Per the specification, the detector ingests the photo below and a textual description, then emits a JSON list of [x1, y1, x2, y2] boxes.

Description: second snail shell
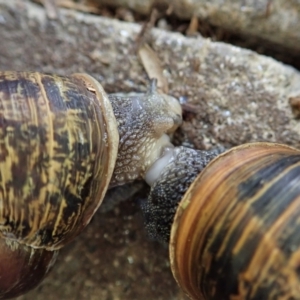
[[143, 142, 300, 300]]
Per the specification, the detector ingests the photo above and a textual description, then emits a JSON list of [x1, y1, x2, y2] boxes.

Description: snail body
[[0, 71, 182, 298], [143, 142, 300, 300]]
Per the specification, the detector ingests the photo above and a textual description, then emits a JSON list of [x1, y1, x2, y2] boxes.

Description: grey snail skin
[[0, 71, 181, 298]]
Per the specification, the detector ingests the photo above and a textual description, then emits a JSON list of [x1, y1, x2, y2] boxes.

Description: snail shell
[[0, 72, 119, 249], [143, 142, 300, 300], [0, 71, 119, 298], [0, 71, 182, 298]]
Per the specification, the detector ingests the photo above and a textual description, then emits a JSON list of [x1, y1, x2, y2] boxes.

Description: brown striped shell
[[0, 71, 119, 250], [0, 71, 119, 298], [170, 143, 300, 300]]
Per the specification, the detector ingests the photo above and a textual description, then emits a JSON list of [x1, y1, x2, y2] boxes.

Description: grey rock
[[98, 0, 300, 52]]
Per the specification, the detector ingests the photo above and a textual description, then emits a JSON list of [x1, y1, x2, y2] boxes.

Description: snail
[[142, 142, 300, 299], [0, 71, 182, 298]]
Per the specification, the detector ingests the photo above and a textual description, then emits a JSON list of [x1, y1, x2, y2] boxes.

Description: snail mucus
[[0, 71, 181, 298]]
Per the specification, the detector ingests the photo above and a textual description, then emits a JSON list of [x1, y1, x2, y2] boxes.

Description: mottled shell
[[170, 143, 300, 300], [0, 71, 119, 250]]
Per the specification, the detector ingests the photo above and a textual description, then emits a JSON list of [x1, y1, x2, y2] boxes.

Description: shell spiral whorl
[[169, 143, 300, 300]]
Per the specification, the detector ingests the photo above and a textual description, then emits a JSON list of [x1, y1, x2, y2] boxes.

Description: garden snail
[[0, 71, 182, 298], [142, 142, 300, 299]]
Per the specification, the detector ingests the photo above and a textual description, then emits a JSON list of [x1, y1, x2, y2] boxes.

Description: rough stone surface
[[0, 0, 299, 150], [98, 0, 300, 52], [0, 0, 298, 299]]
